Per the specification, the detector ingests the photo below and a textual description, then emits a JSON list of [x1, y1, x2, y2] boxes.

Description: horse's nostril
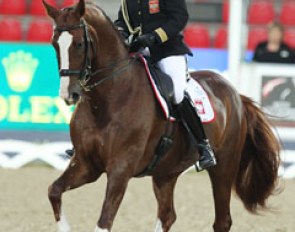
[[72, 92, 80, 101], [64, 99, 71, 106]]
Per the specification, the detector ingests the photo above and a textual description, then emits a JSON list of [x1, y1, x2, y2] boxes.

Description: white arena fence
[[0, 140, 70, 171], [0, 139, 295, 178]]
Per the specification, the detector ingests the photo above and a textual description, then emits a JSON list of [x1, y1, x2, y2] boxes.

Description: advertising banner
[[261, 76, 295, 127], [0, 43, 73, 131]]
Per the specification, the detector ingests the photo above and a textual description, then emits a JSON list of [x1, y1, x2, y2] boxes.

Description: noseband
[[54, 19, 133, 91]]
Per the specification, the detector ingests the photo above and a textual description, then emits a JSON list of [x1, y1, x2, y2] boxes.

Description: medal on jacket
[[149, 0, 160, 14]]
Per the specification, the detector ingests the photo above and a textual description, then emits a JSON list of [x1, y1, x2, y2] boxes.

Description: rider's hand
[[129, 33, 156, 53]]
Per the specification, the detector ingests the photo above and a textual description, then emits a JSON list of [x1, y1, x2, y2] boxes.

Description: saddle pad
[[138, 54, 215, 123], [186, 78, 216, 123], [139, 54, 170, 119]]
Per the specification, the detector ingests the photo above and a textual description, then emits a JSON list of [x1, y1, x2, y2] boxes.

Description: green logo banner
[[0, 43, 73, 131]]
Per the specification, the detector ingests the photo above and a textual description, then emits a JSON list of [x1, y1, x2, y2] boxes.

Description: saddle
[[143, 56, 175, 105], [133, 53, 215, 123]]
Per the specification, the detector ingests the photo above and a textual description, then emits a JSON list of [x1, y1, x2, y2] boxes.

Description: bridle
[[54, 19, 133, 91], [55, 19, 93, 81]]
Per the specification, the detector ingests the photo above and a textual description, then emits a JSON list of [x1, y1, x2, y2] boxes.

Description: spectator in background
[[253, 22, 295, 63]]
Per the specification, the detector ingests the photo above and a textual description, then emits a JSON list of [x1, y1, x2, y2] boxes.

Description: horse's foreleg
[[96, 168, 132, 231], [48, 156, 102, 232], [152, 174, 179, 232]]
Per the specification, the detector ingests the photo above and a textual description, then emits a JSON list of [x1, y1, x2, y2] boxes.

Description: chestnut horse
[[43, 0, 280, 231]]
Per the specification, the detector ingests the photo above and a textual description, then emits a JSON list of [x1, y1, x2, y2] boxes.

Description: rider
[[114, 0, 216, 171]]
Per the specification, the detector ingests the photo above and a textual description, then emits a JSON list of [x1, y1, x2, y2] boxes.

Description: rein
[[80, 58, 135, 91], [55, 19, 134, 92]]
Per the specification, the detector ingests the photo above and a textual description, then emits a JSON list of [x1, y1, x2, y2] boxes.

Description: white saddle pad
[[186, 78, 215, 123]]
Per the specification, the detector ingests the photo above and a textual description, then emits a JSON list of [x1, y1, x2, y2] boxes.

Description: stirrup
[[195, 158, 216, 172], [65, 148, 74, 158], [195, 143, 217, 172]]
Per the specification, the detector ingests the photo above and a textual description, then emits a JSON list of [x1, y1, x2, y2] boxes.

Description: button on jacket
[[115, 0, 192, 61]]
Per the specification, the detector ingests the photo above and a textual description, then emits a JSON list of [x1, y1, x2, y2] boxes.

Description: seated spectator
[[253, 22, 295, 63]]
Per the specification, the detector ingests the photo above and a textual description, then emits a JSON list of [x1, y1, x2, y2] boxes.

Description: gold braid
[[121, 0, 142, 35]]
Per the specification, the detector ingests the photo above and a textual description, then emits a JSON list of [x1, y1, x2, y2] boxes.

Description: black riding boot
[[177, 93, 217, 171]]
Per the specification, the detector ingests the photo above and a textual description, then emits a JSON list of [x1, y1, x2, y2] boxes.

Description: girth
[[135, 120, 177, 177]]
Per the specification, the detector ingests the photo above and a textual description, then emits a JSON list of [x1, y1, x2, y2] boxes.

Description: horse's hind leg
[[152, 174, 179, 232], [207, 152, 239, 232], [48, 155, 102, 232]]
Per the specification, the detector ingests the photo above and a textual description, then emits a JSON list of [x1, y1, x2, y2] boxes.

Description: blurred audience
[[253, 22, 295, 63]]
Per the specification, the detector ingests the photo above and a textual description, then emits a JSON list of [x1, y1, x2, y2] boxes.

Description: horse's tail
[[235, 95, 280, 213]]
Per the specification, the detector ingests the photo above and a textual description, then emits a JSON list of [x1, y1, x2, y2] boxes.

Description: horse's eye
[[76, 41, 84, 49]]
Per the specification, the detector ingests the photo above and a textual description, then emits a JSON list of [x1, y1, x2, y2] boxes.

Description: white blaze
[[57, 31, 73, 100]]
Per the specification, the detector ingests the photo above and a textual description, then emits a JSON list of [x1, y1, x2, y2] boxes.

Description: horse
[[43, 0, 280, 231]]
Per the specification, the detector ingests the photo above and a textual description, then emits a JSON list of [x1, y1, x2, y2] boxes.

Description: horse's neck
[[90, 17, 128, 67], [84, 11, 150, 119], [85, 49, 146, 130], [85, 16, 136, 116]]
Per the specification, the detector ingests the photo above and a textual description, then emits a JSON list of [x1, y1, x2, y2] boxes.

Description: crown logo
[[2, 50, 39, 92]]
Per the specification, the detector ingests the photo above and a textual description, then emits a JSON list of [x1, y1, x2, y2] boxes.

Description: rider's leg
[[157, 55, 186, 104], [177, 92, 217, 171], [157, 55, 216, 171]]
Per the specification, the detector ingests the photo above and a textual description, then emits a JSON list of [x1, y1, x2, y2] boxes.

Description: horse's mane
[[84, 2, 129, 49]]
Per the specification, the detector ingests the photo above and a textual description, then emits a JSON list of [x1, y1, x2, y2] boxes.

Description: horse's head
[[43, 0, 95, 105]]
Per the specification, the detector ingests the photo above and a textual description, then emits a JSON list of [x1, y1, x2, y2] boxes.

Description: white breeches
[[157, 55, 187, 104]]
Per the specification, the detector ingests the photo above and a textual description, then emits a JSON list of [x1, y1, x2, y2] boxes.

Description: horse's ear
[[74, 0, 86, 17], [42, 0, 59, 19]]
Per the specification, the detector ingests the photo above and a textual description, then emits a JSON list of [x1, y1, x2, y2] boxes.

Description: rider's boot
[[177, 92, 217, 172]]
